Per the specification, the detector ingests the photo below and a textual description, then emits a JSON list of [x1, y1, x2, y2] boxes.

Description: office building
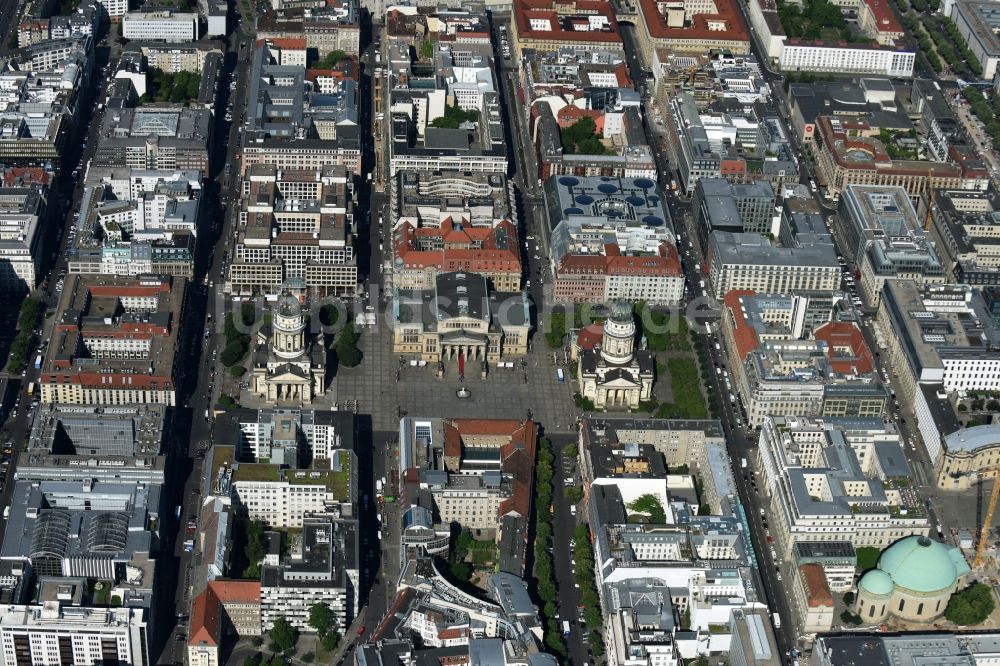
[[838, 185, 946, 305], [0, 478, 160, 579], [509, 0, 622, 58], [756, 416, 929, 559], [38, 274, 186, 406], [390, 171, 519, 292], [188, 581, 262, 666], [93, 107, 212, 173], [707, 231, 840, 299], [0, 187, 45, 292], [875, 281, 1000, 403], [227, 165, 356, 298], [122, 11, 198, 42], [927, 188, 1000, 285], [814, 116, 987, 200], [20, 404, 166, 484], [949, 0, 1000, 80], [546, 175, 683, 305], [0, 606, 149, 666], [260, 517, 359, 633], [636, 0, 750, 56], [397, 418, 537, 575]]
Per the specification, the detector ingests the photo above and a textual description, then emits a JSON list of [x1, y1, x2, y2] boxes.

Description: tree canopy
[[560, 117, 609, 155], [627, 494, 666, 523], [429, 104, 480, 129], [945, 583, 995, 625], [268, 617, 299, 653]]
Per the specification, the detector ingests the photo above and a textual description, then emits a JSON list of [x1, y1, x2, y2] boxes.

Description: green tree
[[318, 50, 347, 68], [945, 583, 995, 625], [627, 494, 666, 523], [335, 320, 362, 367], [564, 443, 578, 458], [308, 603, 334, 637], [319, 303, 340, 327], [221, 339, 248, 367], [320, 631, 340, 651], [564, 486, 583, 503], [268, 617, 299, 653], [241, 300, 258, 328]]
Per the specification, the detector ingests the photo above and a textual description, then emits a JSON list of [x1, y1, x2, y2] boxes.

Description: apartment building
[[129, 42, 224, 73], [122, 11, 198, 42], [911, 79, 963, 162], [260, 518, 359, 633], [0, 187, 45, 292], [227, 165, 357, 298], [398, 418, 537, 575], [875, 281, 1000, 403], [38, 274, 185, 406], [0, 606, 149, 666], [219, 445, 357, 528], [219, 408, 356, 467], [756, 416, 929, 559]]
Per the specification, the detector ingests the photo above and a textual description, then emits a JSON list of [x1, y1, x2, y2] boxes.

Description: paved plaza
[[332, 319, 581, 431]]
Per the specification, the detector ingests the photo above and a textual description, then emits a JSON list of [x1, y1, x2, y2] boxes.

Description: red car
[[357, 625, 365, 637]]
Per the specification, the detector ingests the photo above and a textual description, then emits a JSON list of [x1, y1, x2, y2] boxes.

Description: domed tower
[[272, 293, 306, 360], [600, 301, 636, 365]]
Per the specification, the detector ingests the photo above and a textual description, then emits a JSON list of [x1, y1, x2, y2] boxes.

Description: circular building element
[[598, 183, 618, 194], [633, 178, 655, 190], [877, 535, 961, 594], [858, 569, 893, 596], [558, 176, 579, 187]]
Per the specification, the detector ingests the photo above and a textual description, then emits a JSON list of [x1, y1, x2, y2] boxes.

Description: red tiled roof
[[799, 564, 833, 608], [188, 581, 260, 649], [576, 323, 604, 350], [394, 219, 522, 274], [862, 0, 902, 34], [638, 0, 749, 43], [814, 321, 874, 375], [723, 290, 761, 363], [513, 0, 622, 44]]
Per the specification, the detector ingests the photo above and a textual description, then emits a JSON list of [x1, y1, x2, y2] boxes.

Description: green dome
[[877, 536, 964, 594], [859, 569, 894, 596]]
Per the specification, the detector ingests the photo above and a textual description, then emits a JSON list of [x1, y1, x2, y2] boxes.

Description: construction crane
[[923, 187, 938, 232], [974, 467, 1000, 569]]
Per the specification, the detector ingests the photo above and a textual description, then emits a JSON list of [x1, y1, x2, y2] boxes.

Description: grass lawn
[[856, 546, 880, 572]]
